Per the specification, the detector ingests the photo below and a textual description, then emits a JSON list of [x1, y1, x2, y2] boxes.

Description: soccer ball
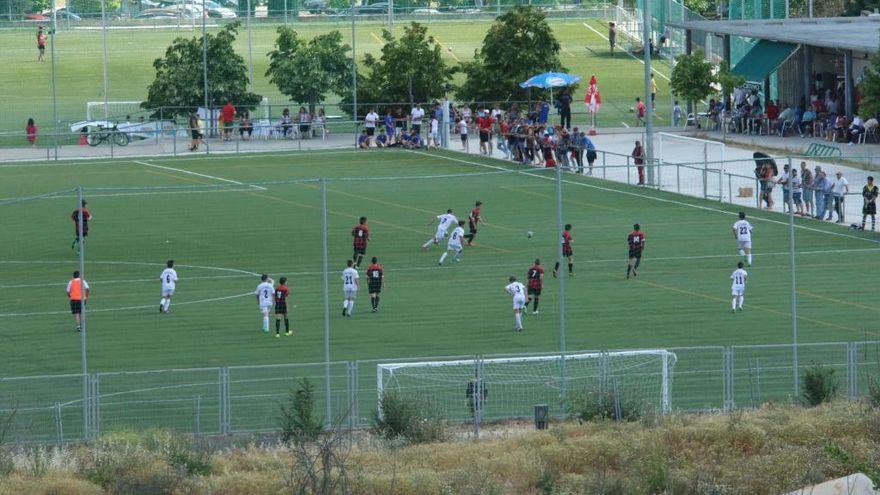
[[526, 231, 534, 238]]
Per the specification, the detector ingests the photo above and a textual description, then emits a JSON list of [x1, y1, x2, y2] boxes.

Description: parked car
[[411, 8, 440, 15], [135, 8, 180, 18], [200, 0, 237, 18], [23, 12, 49, 20], [302, 0, 327, 12], [336, 2, 388, 15]]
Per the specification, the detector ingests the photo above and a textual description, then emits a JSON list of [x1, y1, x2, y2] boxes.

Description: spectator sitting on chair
[[238, 111, 253, 141], [297, 106, 311, 138], [848, 114, 864, 144], [800, 107, 816, 137], [865, 117, 879, 141], [775, 103, 795, 135], [827, 115, 848, 142]]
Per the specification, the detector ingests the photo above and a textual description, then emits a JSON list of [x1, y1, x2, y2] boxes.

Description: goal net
[[657, 132, 727, 199], [657, 132, 726, 166], [377, 350, 675, 422], [85, 101, 148, 122]]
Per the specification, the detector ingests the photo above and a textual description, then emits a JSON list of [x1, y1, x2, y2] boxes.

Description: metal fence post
[[321, 178, 332, 425], [219, 367, 229, 435], [194, 395, 201, 436], [723, 346, 734, 411], [54, 402, 64, 445], [76, 188, 90, 439], [787, 156, 799, 402], [601, 151, 606, 179], [555, 164, 567, 402], [676, 163, 680, 193], [847, 342, 857, 400], [472, 355, 481, 439], [91, 374, 100, 438]]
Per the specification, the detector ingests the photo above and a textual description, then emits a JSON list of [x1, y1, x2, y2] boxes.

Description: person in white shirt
[[410, 104, 425, 135], [255, 274, 275, 333], [428, 117, 439, 148], [832, 171, 849, 223], [422, 209, 458, 250], [730, 262, 748, 313], [504, 276, 527, 332], [439, 220, 466, 265], [732, 211, 753, 266], [457, 118, 469, 152], [341, 259, 359, 317], [159, 259, 178, 314], [790, 169, 804, 216], [364, 108, 379, 144]]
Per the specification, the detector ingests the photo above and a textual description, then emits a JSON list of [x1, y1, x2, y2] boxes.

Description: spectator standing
[[280, 108, 293, 138], [862, 176, 878, 231], [364, 108, 379, 144], [410, 103, 425, 135], [632, 140, 645, 185], [297, 107, 311, 138], [393, 107, 406, 135], [800, 161, 813, 216], [314, 108, 327, 138], [673, 100, 683, 127], [584, 131, 597, 176], [220, 101, 236, 141], [557, 89, 572, 129], [608, 22, 616, 56], [66, 270, 89, 333], [26, 118, 37, 147], [384, 110, 394, 137], [37, 26, 47, 62], [822, 170, 835, 220], [537, 100, 550, 125], [791, 169, 804, 215], [812, 167, 828, 219], [759, 163, 776, 210], [188, 112, 201, 151], [635, 97, 646, 126], [650, 73, 657, 107], [476, 110, 494, 155], [778, 164, 791, 213], [831, 171, 849, 223]]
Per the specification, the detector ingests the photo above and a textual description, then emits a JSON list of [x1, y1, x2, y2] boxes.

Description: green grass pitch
[[0, 17, 670, 134], [1, 148, 878, 383]]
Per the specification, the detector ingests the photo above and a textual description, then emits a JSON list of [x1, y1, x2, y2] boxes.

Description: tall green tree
[[342, 22, 455, 116], [143, 22, 261, 119], [265, 27, 353, 115], [68, 0, 119, 14], [670, 50, 716, 113], [858, 49, 880, 118], [458, 6, 564, 102]]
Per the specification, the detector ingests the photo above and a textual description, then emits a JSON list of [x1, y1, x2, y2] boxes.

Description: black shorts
[[275, 302, 287, 315], [70, 300, 82, 314], [468, 223, 477, 234], [366, 127, 375, 136], [75, 228, 89, 238], [38, 44, 46, 52], [864, 203, 877, 215], [353, 246, 366, 255], [586, 150, 597, 163], [528, 287, 541, 296], [191, 130, 201, 140], [460, 134, 468, 142], [479, 130, 489, 143], [239, 126, 253, 136], [563, 245, 573, 257], [412, 124, 421, 134], [629, 249, 643, 259], [368, 283, 382, 294]]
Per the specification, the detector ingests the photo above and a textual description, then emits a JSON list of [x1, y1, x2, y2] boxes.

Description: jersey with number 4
[[733, 220, 753, 242], [730, 268, 748, 291], [160, 268, 178, 289], [256, 282, 274, 306], [342, 267, 359, 290]]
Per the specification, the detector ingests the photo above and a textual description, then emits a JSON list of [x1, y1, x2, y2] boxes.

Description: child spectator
[[26, 118, 38, 146]]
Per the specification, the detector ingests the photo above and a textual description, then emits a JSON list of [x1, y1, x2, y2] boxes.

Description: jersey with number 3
[[733, 220, 753, 242], [160, 268, 178, 289], [505, 281, 526, 299]]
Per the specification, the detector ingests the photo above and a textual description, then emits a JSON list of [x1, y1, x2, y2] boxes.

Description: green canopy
[[732, 40, 797, 83]]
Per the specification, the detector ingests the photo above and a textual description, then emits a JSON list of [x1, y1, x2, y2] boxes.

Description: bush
[[801, 364, 839, 406], [372, 389, 445, 444], [566, 387, 644, 423], [279, 377, 323, 445]]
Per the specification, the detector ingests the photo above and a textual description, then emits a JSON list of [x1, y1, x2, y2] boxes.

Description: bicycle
[[86, 123, 130, 147]]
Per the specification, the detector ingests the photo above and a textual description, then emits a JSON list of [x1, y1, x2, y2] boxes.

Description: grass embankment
[[2, 402, 880, 494]]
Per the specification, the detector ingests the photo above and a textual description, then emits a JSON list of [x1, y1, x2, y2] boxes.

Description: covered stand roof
[[667, 16, 880, 54]]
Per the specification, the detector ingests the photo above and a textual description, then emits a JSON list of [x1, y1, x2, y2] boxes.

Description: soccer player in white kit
[[505, 276, 527, 332], [730, 261, 748, 313], [732, 211, 754, 266], [159, 259, 178, 314], [421, 209, 457, 250], [439, 220, 466, 265], [341, 259, 359, 317], [255, 274, 275, 333]]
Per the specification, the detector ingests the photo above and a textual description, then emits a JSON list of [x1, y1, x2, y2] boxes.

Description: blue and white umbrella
[[519, 72, 582, 89]]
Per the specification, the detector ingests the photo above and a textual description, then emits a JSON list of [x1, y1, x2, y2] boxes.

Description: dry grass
[[2, 402, 880, 494]]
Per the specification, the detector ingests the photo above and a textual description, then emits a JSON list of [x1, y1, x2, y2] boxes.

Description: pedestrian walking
[[632, 140, 645, 185]]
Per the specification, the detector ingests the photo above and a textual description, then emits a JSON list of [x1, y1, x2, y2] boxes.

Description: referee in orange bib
[[66, 271, 89, 332]]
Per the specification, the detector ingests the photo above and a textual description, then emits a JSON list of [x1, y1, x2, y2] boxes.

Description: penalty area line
[[133, 160, 267, 191]]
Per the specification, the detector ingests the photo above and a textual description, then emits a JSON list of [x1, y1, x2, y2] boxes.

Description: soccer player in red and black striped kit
[[525, 258, 544, 314], [274, 277, 292, 337], [465, 200, 482, 246], [553, 224, 574, 277], [351, 217, 370, 268], [626, 224, 646, 279], [71, 200, 92, 253], [366, 257, 383, 312]]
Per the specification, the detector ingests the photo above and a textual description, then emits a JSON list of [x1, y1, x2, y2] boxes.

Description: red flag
[[584, 75, 602, 114]]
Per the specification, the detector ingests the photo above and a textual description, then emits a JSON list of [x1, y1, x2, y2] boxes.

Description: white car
[[411, 8, 440, 15]]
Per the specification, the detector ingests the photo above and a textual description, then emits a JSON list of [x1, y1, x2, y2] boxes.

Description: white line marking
[[134, 160, 267, 190], [621, 122, 630, 128], [582, 21, 671, 82], [0, 188, 253, 202], [408, 150, 880, 245], [0, 292, 253, 317], [0, 273, 249, 290]]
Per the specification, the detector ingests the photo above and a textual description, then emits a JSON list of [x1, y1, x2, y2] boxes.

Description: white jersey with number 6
[[160, 268, 178, 293], [730, 268, 748, 295], [505, 281, 527, 309], [256, 281, 274, 308], [448, 226, 465, 249]]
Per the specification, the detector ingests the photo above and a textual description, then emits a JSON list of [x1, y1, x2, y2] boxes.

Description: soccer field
[[2, 147, 878, 381], [0, 17, 670, 134]]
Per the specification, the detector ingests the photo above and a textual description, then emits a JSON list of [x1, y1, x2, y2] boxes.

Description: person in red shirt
[[632, 140, 645, 185], [553, 224, 573, 278], [465, 200, 482, 246], [26, 118, 38, 146], [626, 224, 646, 279], [221, 101, 236, 142], [351, 216, 370, 268], [71, 200, 92, 252], [366, 257, 384, 312], [37, 26, 47, 62], [476, 111, 494, 156], [525, 259, 544, 314], [274, 277, 291, 337]]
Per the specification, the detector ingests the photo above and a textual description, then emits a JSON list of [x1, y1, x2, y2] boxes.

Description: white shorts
[[435, 228, 448, 241], [731, 287, 745, 296], [429, 131, 438, 140], [738, 240, 752, 250], [447, 242, 462, 252], [513, 297, 526, 310], [259, 302, 273, 313], [162, 287, 175, 297], [344, 287, 358, 299]]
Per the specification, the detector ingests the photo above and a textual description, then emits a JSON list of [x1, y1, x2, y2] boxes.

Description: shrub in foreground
[[566, 387, 644, 423], [801, 364, 839, 406], [372, 389, 446, 444]]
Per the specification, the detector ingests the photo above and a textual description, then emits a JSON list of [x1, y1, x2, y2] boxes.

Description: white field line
[[582, 21, 671, 82], [0, 188, 254, 202], [407, 149, 880, 246], [134, 160, 267, 191], [0, 292, 253, 317]]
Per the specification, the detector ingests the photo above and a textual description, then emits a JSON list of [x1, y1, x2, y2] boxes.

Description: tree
[[458, 6, 564, 103], [68, 0, 119, 14], [142, 22, 261, 119], [858, 49, 880, 118], [266, 28, 352, 115], [670, 51, 716, 112], [341, 22, 455, 116], [716, 63, 744, 106]]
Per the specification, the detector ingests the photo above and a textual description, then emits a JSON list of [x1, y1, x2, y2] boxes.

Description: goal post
[[377, 350, 676, 422], [657, 132, 727, 200], [85, 101, 147, 122]]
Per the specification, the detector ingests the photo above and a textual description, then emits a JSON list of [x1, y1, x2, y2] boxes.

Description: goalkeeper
[[466, 374, 488, 419]]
